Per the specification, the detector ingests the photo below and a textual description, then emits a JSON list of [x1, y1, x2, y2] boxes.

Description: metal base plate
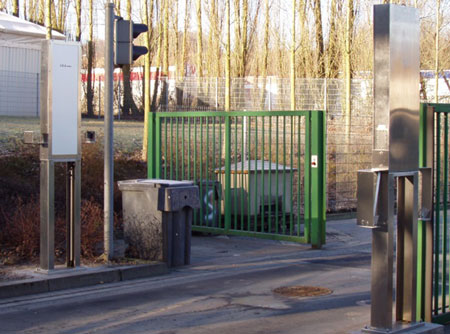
[[360, 322, 443, 334]]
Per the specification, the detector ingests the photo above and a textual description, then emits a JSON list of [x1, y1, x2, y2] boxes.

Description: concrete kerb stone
[[0, 263, 169, 299]]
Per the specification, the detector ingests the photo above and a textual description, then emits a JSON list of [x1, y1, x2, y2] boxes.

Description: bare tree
[[196, 0, 203, 77], [143, 0, 155, 160], [344, 0, 355, 140], [12, 0, 19, 17], [75, 0, 81, 41], [163, 0, 169, 74], [312, 0, 324, 77], [45, 0, 51, 39], [262, 0, 269, 78], [181, 0, 190, 77], [290, 0, 296, 110], [435, 0, 440, 102], [225, 0, 231, 110], [122, 0, 139, 116]]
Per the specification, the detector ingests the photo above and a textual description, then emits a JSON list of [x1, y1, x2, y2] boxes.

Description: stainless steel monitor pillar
[[39, 40, 82, 271], [357, 5, 427, 333]]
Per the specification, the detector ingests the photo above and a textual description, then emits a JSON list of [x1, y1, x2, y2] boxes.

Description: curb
[[0, 262, 169, 299]]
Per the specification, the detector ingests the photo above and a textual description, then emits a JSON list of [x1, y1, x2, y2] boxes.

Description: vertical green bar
[[290, 116, 294, 236], [164, 119, 168, 179], [187, 118, 191, 180], [275, 116, 279, 234], [213, 117, 217, 227], [417, 103, 426, 320], [200, 118, 204, 225], [268, 116, 272, 232], [261, 117, 265, 232], [147, 112, 156, 178], [247, 116, 251, 230], [304, 112, 311, 243], [225, 115, 232, 231], [194, 117, 197, 182], [297, 116, 301, 236], [219, 117, 223, 229], [241, 116, 245, 230], [176, 118, 179, 180], [193, 117, 198, 225], [282, 116, 286, 234], [435, 112, 441, 315], [310, 110, 326, 248], [182, 118, 185, 179], [444, 113, 448, 312], [254, 116, 258, 231], [170, 117, 174, 180], [234, 117, 238, 229], [155, 114, 162, 179], [205, 117, 210, 226]]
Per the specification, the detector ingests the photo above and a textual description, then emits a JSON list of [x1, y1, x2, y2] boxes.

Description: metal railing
[[418, 103, 450, 323], [147, 110, 326, 247]]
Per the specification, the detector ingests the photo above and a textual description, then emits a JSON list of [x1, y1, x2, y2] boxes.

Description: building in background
[[0, 12, 65, 117]]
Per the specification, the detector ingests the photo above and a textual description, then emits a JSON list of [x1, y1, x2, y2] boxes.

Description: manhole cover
[[273, 286, 332, 298]]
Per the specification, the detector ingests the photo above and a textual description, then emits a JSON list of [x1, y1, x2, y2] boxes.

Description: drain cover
[[273, 286, 332, 298]]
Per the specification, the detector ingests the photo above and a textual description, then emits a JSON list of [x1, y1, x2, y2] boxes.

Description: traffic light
[[114, 17, 148, 66]]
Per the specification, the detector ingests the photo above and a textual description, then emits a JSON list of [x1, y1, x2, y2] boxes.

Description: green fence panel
[[147, 110, 326, 246], [419, 103, 450, 324]]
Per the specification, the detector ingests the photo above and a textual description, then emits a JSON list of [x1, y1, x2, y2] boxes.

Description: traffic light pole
[[104, 2, 115, 261]]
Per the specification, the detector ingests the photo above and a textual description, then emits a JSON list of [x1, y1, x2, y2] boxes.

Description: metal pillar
[[357, 4, 432, 333], [104, 2, 115, 261], [40, 159, 55, 270]]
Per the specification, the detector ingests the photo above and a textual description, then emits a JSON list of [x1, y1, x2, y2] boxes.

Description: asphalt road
[[0, 220, 380, 334]]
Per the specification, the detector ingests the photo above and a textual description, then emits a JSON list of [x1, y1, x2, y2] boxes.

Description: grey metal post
[[104, 2, 115, 260], [40, 159, 55, 270], [357, 5, 432, 333]]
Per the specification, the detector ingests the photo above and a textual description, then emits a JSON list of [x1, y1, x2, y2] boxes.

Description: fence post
[[224, 115, 231, 231], [147, 112, 158, 178], [310, 110, 326, 248], [417, 103, 434, 322]]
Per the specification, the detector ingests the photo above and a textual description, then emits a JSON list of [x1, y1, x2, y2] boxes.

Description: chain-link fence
[[80, 75, 450, 213]]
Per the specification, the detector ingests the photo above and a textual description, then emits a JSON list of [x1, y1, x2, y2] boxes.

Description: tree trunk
[[115, 0, 121, 17], [344, 0, 354, 142], [12, 0, 19, 17], [45, 0, 52, 39], [75, 0, 81, 41], [435, 0, 440, 103], [181, 0, 189, 78], [291, 0, 296, 110], [196, 0, 203, 77], [174, 0, 180, 77], [163, 0, 169, 74], [122, 0, 139, 117], [313, 0, 324, 77], [225, 0, 231, 111], [326, 0, 340, 78], [143, 0, 154, 161], [239, 0, 248, 77]]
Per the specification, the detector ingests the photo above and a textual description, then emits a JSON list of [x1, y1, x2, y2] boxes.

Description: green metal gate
[[418, 103, 450, 323], [147, 110, 326, 248]]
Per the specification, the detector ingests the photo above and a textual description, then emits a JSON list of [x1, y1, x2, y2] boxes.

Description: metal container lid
[[118, 179, 195, 191]]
